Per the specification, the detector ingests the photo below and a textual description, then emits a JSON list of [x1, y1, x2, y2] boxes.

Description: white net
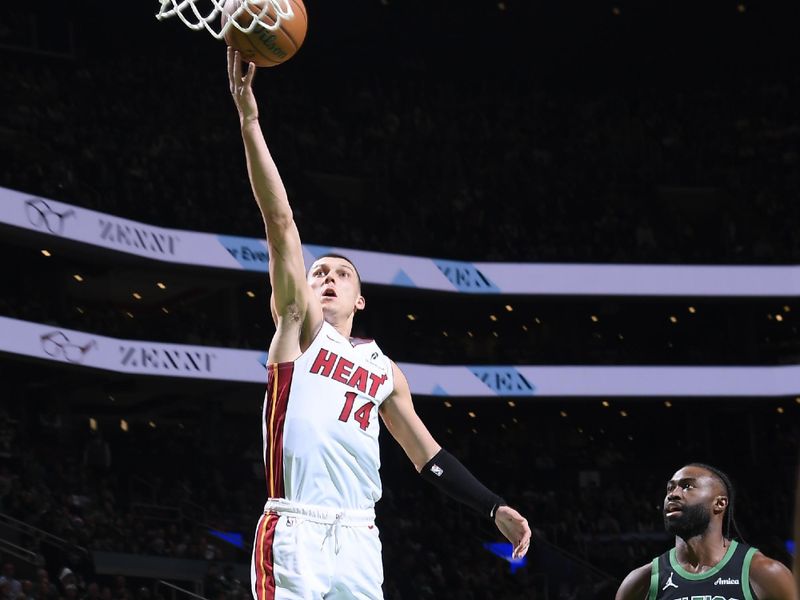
[[156, 0, 295, 40]]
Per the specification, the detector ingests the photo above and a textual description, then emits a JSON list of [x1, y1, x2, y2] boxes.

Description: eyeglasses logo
[[40, 331, 97, 364], [25, 198, 76, 235]]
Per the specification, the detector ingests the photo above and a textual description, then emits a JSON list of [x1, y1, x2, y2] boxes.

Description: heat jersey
[[649, 540, 759, 600], [261, 321, 395, 510]]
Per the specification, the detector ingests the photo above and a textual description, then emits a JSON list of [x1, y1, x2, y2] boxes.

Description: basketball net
[[156, 0, 293, 39]]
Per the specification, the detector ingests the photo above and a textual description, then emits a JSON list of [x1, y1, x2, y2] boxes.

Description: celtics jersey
[[648, 540, 759, 600]]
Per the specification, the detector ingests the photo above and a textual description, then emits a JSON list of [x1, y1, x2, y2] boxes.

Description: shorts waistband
[[264, 498, 375, 526]]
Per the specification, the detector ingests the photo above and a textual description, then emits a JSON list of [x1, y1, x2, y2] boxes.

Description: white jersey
[[261, 321, 395, 510]]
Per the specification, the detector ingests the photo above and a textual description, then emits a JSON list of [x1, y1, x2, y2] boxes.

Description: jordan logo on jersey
[[663, 572, 678, 590], [310, 348, 388, 398]]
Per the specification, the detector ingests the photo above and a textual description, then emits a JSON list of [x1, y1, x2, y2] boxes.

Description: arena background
[[0, 1, 798, 599]]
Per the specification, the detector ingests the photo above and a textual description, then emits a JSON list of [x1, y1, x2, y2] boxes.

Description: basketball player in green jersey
[[616, 463, 797, 600]]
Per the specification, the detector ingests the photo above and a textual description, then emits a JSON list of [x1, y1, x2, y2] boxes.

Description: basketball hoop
[[156, 0, 294, 40]]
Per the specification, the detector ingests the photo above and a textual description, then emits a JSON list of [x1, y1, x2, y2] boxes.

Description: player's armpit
[[379, 362, 440, 470], [749, 554, 798, 600], [615, 564, 651, 600]]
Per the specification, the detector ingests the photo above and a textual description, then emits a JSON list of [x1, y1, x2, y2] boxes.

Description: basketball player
[[616, 463, 797, 600], [227, 49, 531, 600]]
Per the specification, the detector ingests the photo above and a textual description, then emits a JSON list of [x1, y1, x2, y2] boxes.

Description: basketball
[[222, 0, 308, 67]]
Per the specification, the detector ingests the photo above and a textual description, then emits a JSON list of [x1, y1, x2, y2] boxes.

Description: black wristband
[[420, 449, 507, 519]]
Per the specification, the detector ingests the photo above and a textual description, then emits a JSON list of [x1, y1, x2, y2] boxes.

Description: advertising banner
[[1, 316, 797, 397], [3, 186, 798, 297]]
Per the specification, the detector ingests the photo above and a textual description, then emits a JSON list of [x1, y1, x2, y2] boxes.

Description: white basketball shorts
[[250, 499, 383, 600]]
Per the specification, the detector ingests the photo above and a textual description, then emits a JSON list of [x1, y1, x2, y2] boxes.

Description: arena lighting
[[489, 314, 498, 321], [157, 282, 166, 289], [441, 331, 448, 337], [560, 410, 568, 417], [602, 400, 610, 407], [132, 292, 142, 300], [124, 311, 134, 319], [89, 418, 97, 431], [161, 307, 169, 314], [406, 314, 416, 321], [617, 333, 624, 340], [120, 419, 129, 432], [507, 400, 516, 407], [73, 274, 84, 282], [521, 325, 528, 331], [783, 305, 791, 312], [669, 315, 678, 323], [504, 305, 513, 312], [246, 290, 256, 298], [775, 314, 784, 322], [148, 420, 157, 428], [468, 411, 476, 418], [664, 400, 673, 408], [776, 407, 784, 414], [41, 249, 51, 257], [483, 542, 527, 573], [688, 306, 697, 314], [591, 315, 599, 322], [620, 410, 629, 417], [443, 401, 452, 408], [76, 307, 84, 314], [534, 318, 542, 324]]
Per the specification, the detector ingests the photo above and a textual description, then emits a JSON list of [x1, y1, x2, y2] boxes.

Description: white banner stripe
[[2, 186, 798, 297], [1, 316, 797, 397]]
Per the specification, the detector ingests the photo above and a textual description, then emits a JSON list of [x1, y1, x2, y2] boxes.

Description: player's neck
[[674, 529, 729, 573], [323, 313, 353, 340]]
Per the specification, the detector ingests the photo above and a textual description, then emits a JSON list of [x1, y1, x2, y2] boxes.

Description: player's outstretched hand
[[495, 505, 531, 559], [227, 47, 258, 125]]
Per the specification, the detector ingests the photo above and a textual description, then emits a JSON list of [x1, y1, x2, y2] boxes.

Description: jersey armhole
[[741, 546, 759, 600], [647, 557, 659, 600]]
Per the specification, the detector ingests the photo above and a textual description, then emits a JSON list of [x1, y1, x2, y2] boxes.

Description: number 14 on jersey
[[338, 391, 374, 430]]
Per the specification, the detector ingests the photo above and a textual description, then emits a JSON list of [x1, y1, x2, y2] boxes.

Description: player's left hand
[[494, 505, 531, 559]]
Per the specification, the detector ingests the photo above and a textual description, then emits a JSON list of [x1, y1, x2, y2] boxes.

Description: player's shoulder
[[748, 551, 796, 598], [615, 562, 653, 600]]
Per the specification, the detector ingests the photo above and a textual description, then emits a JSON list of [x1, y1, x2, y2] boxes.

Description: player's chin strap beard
[[321, 512, 344, 554]]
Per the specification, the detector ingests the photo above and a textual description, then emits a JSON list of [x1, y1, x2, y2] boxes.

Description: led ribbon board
[[2, 187, 798, 297], [2, 317, 798, 396]]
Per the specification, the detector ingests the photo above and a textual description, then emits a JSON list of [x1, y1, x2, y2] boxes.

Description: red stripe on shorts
[[254, 513, 278, 600], [265, 362, 293, 498]]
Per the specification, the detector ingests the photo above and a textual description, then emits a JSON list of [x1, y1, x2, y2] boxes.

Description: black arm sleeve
[[419, 448, 506, 519]]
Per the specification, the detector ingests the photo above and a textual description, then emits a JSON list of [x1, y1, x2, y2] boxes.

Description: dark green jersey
[[648, 539, 760, 600]]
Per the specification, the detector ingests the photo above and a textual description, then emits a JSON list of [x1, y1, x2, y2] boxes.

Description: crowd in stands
[[0, 393, 796, 600], [1, 30, 799, 265]]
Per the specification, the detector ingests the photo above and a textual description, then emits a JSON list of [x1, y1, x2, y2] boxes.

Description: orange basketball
[[222, 0, 308, 67]]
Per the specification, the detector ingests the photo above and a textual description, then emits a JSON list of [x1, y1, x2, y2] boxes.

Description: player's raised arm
[[227, 48, 322, 348], [379, 362, 532, 559]]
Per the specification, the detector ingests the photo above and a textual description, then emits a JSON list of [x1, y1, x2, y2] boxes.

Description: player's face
[[663, 466, 723, 539], [308, 258, 365, 316]]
